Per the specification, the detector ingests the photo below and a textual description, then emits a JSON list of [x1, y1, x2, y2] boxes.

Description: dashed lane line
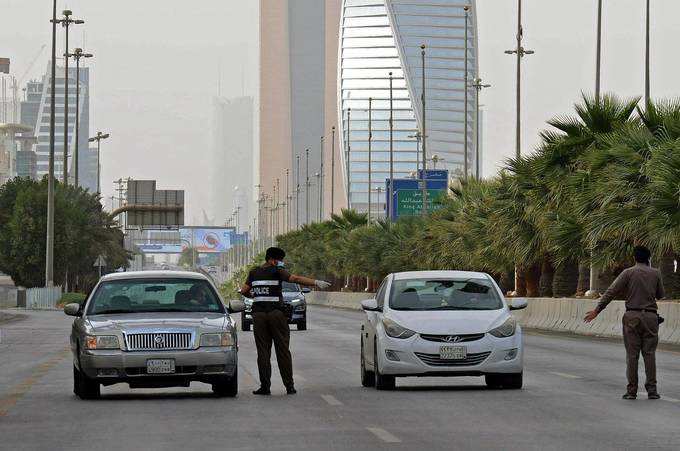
[[320, 394, 343, 406], [367, 427, 401, 444], [662, 396, 680, 403], [549, 371, 582, 379]]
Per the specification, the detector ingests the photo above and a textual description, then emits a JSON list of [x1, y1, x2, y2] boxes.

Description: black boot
[[286, 386, 297, 395], [253, 387, 271, 395]]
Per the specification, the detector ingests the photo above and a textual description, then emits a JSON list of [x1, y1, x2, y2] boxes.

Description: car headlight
[[290, 298, 303, 304], [382, 318, 416, 339], [489, 317, 517, 338], [85, 335, 119, 350], [200, 332, 234, 347]]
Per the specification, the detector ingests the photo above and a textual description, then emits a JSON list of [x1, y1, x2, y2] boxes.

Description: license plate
[[147, 359, 175, 374], [439, 345, 466, 360]]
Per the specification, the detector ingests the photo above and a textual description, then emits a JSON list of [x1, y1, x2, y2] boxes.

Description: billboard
[[135, 243, 183, 254], [386, 170, 449, 220], [180, 227, 232, 253], [126, 180, 185, 227]]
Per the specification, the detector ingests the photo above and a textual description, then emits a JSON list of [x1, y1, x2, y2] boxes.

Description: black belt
[[626, 308, 657, 313]]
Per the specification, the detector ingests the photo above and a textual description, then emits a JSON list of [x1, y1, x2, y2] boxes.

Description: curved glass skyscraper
[[339, 0, 478, 215]]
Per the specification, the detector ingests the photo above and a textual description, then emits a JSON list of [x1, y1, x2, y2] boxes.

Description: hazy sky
[[2, 0, 678, 223]]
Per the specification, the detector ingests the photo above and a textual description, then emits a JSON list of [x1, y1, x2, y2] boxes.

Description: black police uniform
[[246, 264, 294, 391]]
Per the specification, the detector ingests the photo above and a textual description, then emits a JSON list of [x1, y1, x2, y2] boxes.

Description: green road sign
[[396, 189, 446, 216]]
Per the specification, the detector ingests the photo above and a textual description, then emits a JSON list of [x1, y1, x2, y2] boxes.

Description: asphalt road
[[0, 306, 678, 451]]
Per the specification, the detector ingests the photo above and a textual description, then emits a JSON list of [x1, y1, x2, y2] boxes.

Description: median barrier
[[308, 291, 680, 345]]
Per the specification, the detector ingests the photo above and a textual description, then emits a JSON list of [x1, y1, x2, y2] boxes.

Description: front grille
[[415, 351, 492, 367], [419, 333, 485, 343], [125, 332, 192, 351]]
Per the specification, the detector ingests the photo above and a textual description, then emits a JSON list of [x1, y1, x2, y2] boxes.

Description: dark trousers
[[622, 311, 659, 395], [252, 309, 294, 390]]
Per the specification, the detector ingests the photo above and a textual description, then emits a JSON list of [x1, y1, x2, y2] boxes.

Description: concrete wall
[[0, 287, 17, 308], [306, 292, 680, 345]]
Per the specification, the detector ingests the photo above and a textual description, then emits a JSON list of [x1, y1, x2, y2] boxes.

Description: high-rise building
[[29, 63, 90, 186], [338, 0, 479, 214], [259, 0, 344, 227], [80, 147, 98, 192], [210, 96, 254, 232]]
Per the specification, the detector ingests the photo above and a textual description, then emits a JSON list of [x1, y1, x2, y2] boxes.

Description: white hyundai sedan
[[360, 271, 527, 390]]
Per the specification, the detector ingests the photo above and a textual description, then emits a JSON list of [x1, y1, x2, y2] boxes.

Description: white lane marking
[[367, 427, 401, 443], [662, 396, 680, 403], [549, 371, 582, 379], [321, 394, 343, 406], [295, 374, 307, 382]]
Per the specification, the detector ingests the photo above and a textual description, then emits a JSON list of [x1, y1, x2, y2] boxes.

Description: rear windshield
[[389, 278, 503, 311], [87, 278, 225, 315]]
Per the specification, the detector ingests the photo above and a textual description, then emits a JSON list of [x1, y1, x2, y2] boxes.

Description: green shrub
[[58, 292, 87, 306]]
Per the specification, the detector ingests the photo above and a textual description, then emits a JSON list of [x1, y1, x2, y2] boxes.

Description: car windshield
[[87, 278, 225, 315], [282, 282, 301, 292], [389, 278, 503, 311]]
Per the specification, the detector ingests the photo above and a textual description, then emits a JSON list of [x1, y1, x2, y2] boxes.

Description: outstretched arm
[[289, 274, 331, 289]]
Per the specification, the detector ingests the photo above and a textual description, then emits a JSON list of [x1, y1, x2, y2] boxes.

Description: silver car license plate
[[439, 345, 466, 360], [147, 359, 175, 374]]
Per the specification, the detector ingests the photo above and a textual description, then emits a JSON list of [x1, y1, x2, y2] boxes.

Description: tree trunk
[[514, 266, 527, 297], [598, 267, 617, 293], [552, 260, 579, 297], [524, 263, 541, 297], [658, 251, 680, 299], [575, 262, 590, 296], [539, 259, 554, 297]]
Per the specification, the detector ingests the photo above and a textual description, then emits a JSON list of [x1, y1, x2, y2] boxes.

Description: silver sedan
[[64, 271, 245, 399]]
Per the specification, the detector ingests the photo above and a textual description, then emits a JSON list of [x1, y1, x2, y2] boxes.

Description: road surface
[[0, 306, 678, 450]]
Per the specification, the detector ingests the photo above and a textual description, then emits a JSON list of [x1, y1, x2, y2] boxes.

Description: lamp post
[[367, 97, 373, 223], [88, 131, 110, 195], [285, 168, 290, 232], [420, 45, 428, 216], [45, 0, 58, 286], [645, 0, 651, 106], [463, 6, 470, 180], [67, 48, 92, 188], [430, 154, 445, 169], [408, 131, 424, 175], [504, 0, 534, 159], [388, 71, 394, 221], [471, 78, 491, 179], [295, 154, 301, 229], [55, 9, 84, 184], [305, 148, 310, 225], [346, 108, 351, 210], [319, 135, 324, 220], [330, 126, 336, 215], [595, 0, 603, 104], [315, 172, 322, 222]]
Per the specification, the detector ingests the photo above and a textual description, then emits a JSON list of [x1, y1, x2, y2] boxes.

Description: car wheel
[[297, 316, 307, 331], [373, 339, 395, 391], [360, 337, 375, 387], [485, 372, 522, 390], [212, 372, 238, 397], [241, 314, 251, 332], [73, 365, 100, 399]]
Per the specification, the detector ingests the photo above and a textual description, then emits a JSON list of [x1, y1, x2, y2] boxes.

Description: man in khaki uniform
[[584, 246, 665, 400]]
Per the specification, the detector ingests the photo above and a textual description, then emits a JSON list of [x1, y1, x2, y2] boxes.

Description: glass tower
[[339, 0, 478, 215]]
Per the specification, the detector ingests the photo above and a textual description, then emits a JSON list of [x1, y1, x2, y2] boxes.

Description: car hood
[[86, 312, 227, 332], [283, 292, 304, 301], [387, 309, 508, 335]]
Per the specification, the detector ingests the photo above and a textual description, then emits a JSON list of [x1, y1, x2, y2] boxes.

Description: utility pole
[[285, 168, 290, 232], [505, 0, 534, 159], [55, 9, 84, 184], [45, 0, 58, 286], [471, 78, 491, 180], [305, 148, 310, 225], [420, 45, 428, 216], [88, 131, 110, 195], [296, 155, 301, 229], [645, 0, 651, 106], [367, 97, 373, 223], [388, 72, 394, 221], [595, 0, 603, 104], [315, 172, 322, 222], [463, 6, 470, 180], [319, 135, 324, 220], [346, 108, 351, 210], [409, 131, 424, 177], [331, 126, 336, 215], [67, 48, 92, 188]]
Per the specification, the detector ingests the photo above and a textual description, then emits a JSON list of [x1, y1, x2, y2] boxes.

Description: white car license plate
[[147, 359, 175, 374], [439, 345, 466, 360]]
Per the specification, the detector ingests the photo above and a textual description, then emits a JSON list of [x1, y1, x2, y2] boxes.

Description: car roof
[[391, 270, 490, 280], [99, 270, 210, 282]]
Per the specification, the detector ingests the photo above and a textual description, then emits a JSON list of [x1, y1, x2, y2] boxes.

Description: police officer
[[240, 247, 330, 395], [584, 246, 665, 400]]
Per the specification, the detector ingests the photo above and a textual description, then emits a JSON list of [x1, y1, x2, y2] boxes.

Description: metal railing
[[26, 286, 62, 310]]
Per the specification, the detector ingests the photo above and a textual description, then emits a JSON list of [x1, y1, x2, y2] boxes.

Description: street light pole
[[319, 135, 324, 220], [388, 72, 394, 221], [296, 155, 300, 229], [346, 108, 351, 210], [331, 126, 336, 215], [55, 10, 84, 184], [368, 97, 373, 223], [645, 0, 651, 106], [305, 148, 310, 225], [315, 172, 322, 222], [420, 45, 428, 216], [464, 6, 470, 180], [88, 131, 110, 195], [505, 0, 534, 159], [45, 0, 58, 286], [471, 78, 491, 180], [285, 168, 290, 232], [67, 48, 93, 188], [595, 0, 603, 103]]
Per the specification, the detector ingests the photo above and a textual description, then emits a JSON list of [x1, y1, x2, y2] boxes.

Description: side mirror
[[361, 298, 381, 312], [228, 299, 246, 313], [509, 298, 528, 310], [64, 303, 81, 316], [301, 287, 311, 293]]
